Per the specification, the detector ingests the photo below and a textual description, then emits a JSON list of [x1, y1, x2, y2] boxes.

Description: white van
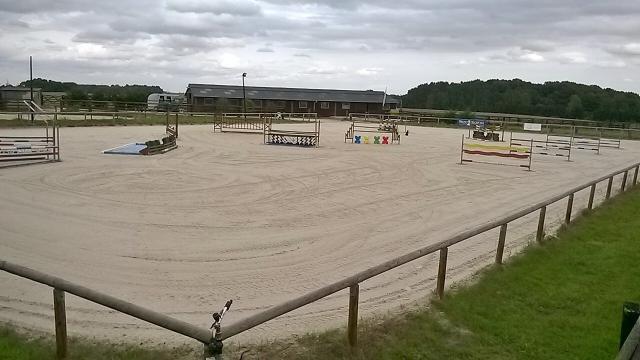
[[147, 93, 184, 111]]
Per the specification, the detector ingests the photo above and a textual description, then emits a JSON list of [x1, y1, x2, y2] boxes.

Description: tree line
[[401, 79, 640, 122], [19, 78, 163, 103]]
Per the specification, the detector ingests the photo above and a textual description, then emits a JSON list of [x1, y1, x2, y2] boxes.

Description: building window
[[320, 102, 330, 109], [159, 96, 165, 102], [204, 97, 213, 105], [299, 101, 307, 109], [342, 103, 351, 110]]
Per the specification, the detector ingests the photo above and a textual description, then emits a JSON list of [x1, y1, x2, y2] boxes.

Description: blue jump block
[[103, 143, 147, 155]]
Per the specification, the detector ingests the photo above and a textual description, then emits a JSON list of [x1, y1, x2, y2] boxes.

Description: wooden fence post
[[621, 171, 628, 191], [495, 224, 508, 265], [565, 193, 574, 224], [634, 166, 639, 186], [436, 248, 448, 299], [53, 288, 67, 359], [348, 284, 359, 349], [606, 176, 613, 199], [588, 184, 596, 210], [536, 206, 546, 242]]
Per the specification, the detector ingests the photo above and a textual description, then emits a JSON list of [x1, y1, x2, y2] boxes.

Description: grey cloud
[[73, 28, 149, 44], [1, 0, 639, 94], [607, 43, 640, 58], [0, 0, 155, 14], [166, 0, 262, 16], [155, 35, 244, 56], [2, 19, 30, 28]]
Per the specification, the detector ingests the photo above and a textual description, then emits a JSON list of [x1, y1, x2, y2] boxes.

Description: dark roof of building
[[187, 83, 400, 104], [0, 86, 42, 92]]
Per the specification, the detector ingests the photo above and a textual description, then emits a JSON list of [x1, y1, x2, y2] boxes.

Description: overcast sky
[[1, 0, 639, 94]]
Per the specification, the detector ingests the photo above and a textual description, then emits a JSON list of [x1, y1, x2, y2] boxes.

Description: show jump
[[460, 135, 533, 170], [0, 116, 61, 167], [345, 120, 400, 144], [103, 112, 178, 156], [263, 115, 320, 147], [213, 113, 317, 133]]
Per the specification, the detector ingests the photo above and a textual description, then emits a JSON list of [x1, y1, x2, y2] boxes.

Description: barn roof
[[0, 86, 42, 92], [186, 84, 400, 104]]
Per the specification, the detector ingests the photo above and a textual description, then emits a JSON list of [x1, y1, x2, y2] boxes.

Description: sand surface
[[0, 120, 638, 346]]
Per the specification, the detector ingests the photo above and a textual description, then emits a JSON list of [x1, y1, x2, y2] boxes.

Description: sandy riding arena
[[1, 120, 638, 345]]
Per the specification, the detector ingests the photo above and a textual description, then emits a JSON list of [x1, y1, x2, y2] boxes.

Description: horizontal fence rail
[[0, 261, 212, 346], [222, 161, 640, 341]]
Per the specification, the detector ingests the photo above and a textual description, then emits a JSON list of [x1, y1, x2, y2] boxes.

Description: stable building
[[185, 83, 399, 116]]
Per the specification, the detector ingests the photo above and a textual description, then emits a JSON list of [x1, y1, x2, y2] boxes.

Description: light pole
[[242, 72, 247, 119], [30, 56, 34, 124]]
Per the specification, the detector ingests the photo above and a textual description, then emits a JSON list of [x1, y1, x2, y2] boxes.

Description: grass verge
[[0, 326, 197, 360], [2, 188, 639, 359]]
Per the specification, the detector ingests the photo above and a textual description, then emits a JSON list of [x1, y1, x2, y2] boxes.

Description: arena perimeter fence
[[1, 161, 640, 358], [348, 113, 640, 141]]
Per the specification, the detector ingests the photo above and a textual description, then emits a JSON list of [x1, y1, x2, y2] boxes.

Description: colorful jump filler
[[460, 134, 533, 170], [345, 120, 400, 144]]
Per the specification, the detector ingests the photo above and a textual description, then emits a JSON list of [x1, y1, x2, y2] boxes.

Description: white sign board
[[524, 123, 542, 132]]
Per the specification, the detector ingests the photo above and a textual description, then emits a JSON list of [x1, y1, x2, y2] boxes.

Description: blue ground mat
[[103, 143, 147, 155]]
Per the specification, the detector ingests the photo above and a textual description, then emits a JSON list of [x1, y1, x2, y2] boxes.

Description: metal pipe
[[30, 56, 34, 124], [242, 73, 247, 119]]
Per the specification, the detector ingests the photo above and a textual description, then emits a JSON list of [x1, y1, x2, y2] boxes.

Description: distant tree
[[19, 78, 163, 103], [68, 88, 88, 100], [566, 94, 584, 119], [401, 79, 640, 123]]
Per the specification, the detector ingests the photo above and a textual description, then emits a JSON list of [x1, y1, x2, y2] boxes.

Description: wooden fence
[[0, 161, 639, 358], [220, 161, 640, 345], [0, 261, 211, 359]]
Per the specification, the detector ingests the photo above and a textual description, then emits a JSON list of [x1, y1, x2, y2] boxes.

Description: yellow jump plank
[[465, 142, 530, 153]]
